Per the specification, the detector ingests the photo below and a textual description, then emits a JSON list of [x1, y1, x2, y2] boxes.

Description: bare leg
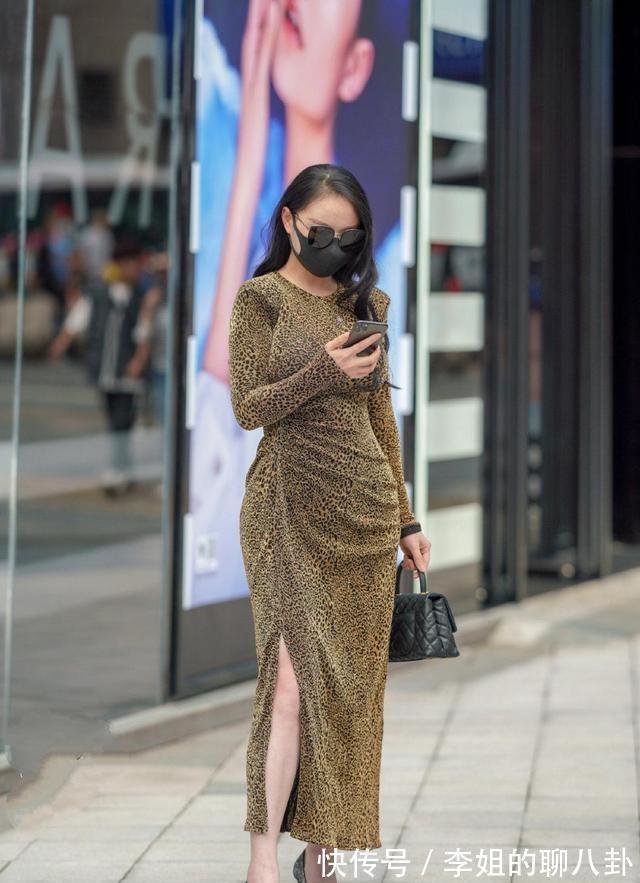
[[247, 634, 301, 883]]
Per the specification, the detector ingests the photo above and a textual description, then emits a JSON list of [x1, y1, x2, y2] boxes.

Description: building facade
[[1, 0, 637, 776]]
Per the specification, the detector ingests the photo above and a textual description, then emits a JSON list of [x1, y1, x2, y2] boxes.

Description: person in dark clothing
[[36, 203, 79, 329], [89, 238, 152, 493], [49, 237, 152, 494]]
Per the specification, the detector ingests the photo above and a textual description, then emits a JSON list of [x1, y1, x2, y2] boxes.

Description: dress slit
[[246, 626, 303, 836], [276, 631, 301, 833]]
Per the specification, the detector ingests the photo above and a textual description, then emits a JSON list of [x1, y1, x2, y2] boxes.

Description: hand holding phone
[[324, 322, 386, 380], [341, 320, 388, 356]]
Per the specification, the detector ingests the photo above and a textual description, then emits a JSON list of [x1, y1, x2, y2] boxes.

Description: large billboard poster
[[183, 0, 413, 610]]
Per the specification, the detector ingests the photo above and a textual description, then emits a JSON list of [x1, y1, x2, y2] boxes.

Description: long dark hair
[[253, 163, 397, 386]]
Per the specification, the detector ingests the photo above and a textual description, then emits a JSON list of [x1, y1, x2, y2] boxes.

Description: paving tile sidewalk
[[0, 569, 639, 882]]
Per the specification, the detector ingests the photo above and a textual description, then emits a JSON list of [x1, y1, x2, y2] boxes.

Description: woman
[[229, 164, 431, 883]]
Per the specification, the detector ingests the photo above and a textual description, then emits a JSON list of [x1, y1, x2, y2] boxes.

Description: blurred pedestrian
[[132, 251, 169, 428], [48, 236, 152, 494], [36, 202, 78, 325], [78, 208, 115, 281]]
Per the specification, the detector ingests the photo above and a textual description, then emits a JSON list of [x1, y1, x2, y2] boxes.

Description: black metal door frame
[[577, 0, 613, 578], [484, 0, 531, 606], [483, 0, 613, 606]]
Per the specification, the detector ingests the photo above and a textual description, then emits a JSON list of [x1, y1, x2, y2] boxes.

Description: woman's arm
[[228, 282, 345, 430], [366, 289, 421, 536]]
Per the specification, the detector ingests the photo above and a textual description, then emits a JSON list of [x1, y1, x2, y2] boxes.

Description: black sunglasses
[[293, 212, 366, 250]]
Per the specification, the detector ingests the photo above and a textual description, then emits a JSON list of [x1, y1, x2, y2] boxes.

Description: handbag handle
[[395, 562, 428, 596], [394, 563, 459, 633]]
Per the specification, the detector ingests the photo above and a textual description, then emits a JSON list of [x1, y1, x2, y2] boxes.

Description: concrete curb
[[106, 678, 258, 754]]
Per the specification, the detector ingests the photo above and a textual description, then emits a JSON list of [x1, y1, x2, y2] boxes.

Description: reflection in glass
[[0, 0, 179, 776]]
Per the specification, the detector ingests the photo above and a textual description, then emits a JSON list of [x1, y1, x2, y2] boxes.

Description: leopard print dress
[[228, 269, 419, 850]]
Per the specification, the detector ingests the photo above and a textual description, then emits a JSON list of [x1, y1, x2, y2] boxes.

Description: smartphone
[[342, 320, 388, 356]]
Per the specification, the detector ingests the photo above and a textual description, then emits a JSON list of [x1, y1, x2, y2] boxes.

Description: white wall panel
[[432, 79, 486, 143], [402, 40, 419, 121], [431, 0, 488, 40], [400, 184, 416, 267], [429, 293, 484, 352], [427, 397, 483, 461], [430, 185, 485, 247], [425, 503, 482, 570]]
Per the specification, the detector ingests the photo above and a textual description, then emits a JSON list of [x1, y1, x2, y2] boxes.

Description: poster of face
[[184, 0, 413, 610]]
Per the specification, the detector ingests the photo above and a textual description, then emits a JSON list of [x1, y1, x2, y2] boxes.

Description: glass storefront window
[[0, 0, 181, 776]]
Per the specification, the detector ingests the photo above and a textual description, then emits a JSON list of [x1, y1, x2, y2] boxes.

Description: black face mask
[[290, 214, 351, 278]]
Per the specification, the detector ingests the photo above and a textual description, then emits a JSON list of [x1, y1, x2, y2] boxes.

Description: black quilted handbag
[[389, 563, 460, 662]]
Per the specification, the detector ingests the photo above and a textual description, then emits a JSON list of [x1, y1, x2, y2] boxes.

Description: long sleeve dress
[[228, 269, 420, 850]]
